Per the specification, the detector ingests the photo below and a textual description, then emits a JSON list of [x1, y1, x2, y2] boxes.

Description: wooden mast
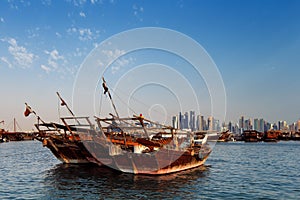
[[13, 118, 16, 132], [56, 92, 81, 125], [102, 77, 120, 119]]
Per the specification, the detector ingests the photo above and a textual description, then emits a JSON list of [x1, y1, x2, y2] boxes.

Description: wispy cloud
[[40, 64, 51, 73], [67, 27, 100, 41], [101, 49, 134, 74], [102, 49, 126, 60], [68, 0, 88, 7], [44, 49, 65, 69], [41, 0, 52, 6], [133, 4, 144, 21], [0, 18, 4, 23], [7, 0, 31, 9], [26, 27, 40, 39], [111, 57, 134, 74], [79, 11, 86, 18], [2, 38, 36, 68], [0, 57, 13, 68], [55, 32, 62, 38], [78, 28, 93, 41]]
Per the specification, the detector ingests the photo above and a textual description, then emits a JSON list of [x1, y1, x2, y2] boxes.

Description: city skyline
[[1, 1, 300, 130], [171, 111, 300, 134]]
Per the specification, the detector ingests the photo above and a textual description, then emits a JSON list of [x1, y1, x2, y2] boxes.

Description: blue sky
[[0, 0, 300, 130]]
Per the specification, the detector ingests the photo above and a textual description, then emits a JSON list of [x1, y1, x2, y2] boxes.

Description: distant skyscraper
[[239, 116, 244, 133], [208, 116, 214, 131], [244, 119, 252, 131], [196, 115, 203, 131], [278, 121, 284, 131], [184, 112, 189, 129], [201, 115, 206, 130], [297, 120, 300, 132], [172, 115, 179, 129], [254, 118, 259, 131], [214, 119, 220, 131], [189, 111, 195, 131], [179, 112, 183, 129], [265, 122, 271, 131], [259, 118, 264, 132], [273, 123, 278, 130], [228, 121, 233, 132]]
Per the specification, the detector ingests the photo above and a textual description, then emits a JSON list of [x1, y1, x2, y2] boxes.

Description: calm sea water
[[0, 140, 299, 199]]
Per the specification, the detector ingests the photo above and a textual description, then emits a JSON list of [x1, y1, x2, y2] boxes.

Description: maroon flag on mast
[[60, 99, 66, 106], [102, 82, 109, 95], [24, 103, 33, 117], [56, 92, 67, 106]]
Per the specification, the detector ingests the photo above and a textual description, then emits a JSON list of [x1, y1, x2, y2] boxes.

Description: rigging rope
[[111, 86, 174, 121]]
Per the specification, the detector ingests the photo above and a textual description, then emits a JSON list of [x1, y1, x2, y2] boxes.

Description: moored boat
[[243, 130, 263, 142], [35, 117, 99, 164], [264, 130, 280, 142], [26, 93, 99, 165], [77, 77, 212, 175], [79, 114, 212, 175]]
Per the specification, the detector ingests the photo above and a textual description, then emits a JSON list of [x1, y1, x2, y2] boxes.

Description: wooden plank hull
[[82, 138, 211, 175], [42, 137, 99, 164]]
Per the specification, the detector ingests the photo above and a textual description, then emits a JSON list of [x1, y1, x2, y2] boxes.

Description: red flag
[[24, 103, 33, 117], [60, 99, 66, 106], [57, 92, 67, 106]]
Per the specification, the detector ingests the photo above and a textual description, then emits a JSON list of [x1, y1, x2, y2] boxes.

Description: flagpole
[[56, 92, 81, 125], [24, 102, 46, 124], [102, 77, 120, 119]]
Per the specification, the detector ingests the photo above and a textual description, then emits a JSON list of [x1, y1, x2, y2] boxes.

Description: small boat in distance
[[0, 119, 35, 142]]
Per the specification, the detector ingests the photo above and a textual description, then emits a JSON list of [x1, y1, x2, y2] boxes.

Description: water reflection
[[43, 164, 210, 199]]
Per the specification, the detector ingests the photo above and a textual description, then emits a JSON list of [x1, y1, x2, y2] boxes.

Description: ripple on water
[[0, 140, 300, 199]]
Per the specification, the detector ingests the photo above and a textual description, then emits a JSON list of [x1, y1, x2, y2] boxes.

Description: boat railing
[[60, 116, 95, 134]]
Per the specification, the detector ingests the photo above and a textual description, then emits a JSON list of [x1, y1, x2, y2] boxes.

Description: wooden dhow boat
[[34, 116, 99, 164], [26, 93, 99, 164], [77, 77, 212, 175], [79, 114, 211, 175]]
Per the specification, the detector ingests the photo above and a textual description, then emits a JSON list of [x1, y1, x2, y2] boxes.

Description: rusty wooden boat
[[78, 114, 212, 175], [76, 77, 212, 174], [27, 92, 100, 165], [35, 116, 100, 164]]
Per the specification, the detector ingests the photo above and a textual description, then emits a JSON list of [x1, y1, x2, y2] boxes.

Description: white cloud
[[55, 32, 62, 38], [79, 12, 86, 18], [101, 49, 134, 74], [102, 49, 126, 60], [69, 0, 88, 6], [133, 4, 144, 21], [67, 27, 99, 41], [40, 64, 51, 73], [90, 0, 103, 4], [79, 28, 93, 41], [73, 47, 86, 57], [44, 49, 65, 69], [26, 27, 40, 39], [111, 57, 134, 74], [5, 38, 36, 68], [0, 57, 13, 68], [0, 18, 4, 23], [42, 0, 52, 6]]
